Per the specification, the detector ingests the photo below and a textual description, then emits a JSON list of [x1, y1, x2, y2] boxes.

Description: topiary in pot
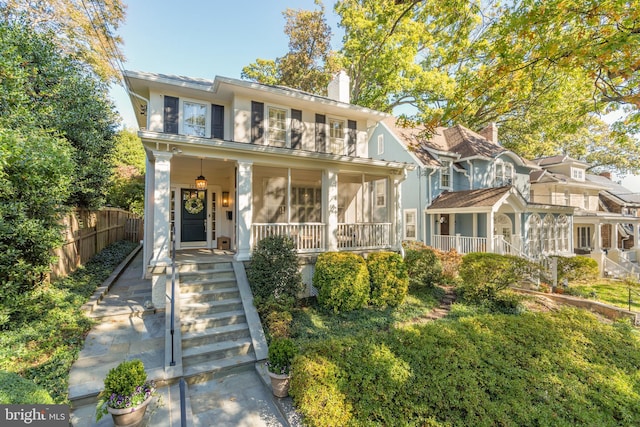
[[96, 359, 156, 426], [266, 337, 298, 398]]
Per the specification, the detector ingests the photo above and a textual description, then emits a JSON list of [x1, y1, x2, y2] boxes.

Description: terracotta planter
[[268, 371, 290, 398], [107, 394, 153, 427]]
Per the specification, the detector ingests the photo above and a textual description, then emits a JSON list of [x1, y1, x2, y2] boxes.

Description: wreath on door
[[184, 197, 204, 214]]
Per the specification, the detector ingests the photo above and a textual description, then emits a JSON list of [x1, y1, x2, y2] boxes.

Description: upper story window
[[329, 119, 345, 154], [377, 134, 384, 155], [268, 107, 287, 147], [495, 161, 514, 186], [440, 160, 451, 189], [571, 167, 584, 181], [183, 101, 207, 137]]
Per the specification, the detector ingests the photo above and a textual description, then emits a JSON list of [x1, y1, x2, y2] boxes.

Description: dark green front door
[[181, 189, 207, 242]]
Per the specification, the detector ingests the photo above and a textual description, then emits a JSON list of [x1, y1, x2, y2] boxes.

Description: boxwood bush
[[313, 252, 369, 313], [247, 235, 303, 302], [554, 255, 599, 282], [458, 252, 531, 308], [403, 248, 443, 288], [367, 251, 409, 308]]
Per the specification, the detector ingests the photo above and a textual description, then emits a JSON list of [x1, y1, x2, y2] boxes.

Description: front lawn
[[569, 279, 640, 312], [0, 240, 139, 404], [289, 288, 640, 426]]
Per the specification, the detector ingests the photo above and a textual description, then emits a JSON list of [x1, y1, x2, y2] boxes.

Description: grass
[[569, 278, 640, 312], [288, 286, 640, 427], [0, 240, 139, 404]]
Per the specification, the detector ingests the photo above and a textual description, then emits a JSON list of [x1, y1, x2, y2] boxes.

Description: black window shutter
[[348, 120, 357, 156], [251, 101, 264, 144], [211, 104, 224, 139], [315, 114, 326, 152], [291, 109, 302, 149], [164, 96, 179, 134]]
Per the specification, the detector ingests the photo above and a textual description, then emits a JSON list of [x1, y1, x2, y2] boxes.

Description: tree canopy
[[242, 0, 640, 174]]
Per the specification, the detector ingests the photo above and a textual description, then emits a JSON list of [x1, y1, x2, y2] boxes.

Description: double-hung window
[[440, 160, 451, 189], [183, 102, 207, 137], [577, 226, 591, 249], [329, 119, 345, 154], [267, 107, 287, 147], [404, 209, 417, 240], [375, 179, 386, 207]]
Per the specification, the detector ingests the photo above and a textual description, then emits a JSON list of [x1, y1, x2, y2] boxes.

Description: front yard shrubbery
[[0, 240, 139, 404], [313, 252, 370, 313], [290, 308, 640, 426], [367, 251, 409, 308], [554, 255, 599, 282]]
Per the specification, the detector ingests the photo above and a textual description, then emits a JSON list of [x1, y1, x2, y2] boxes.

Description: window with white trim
[[267, 107, 287, 147], [329, 118, 345, 154], [440, 160, 451, 189], [376, 179, 386, 207], [404, 209, 417, 240], [577, 226, 591, 249], [377, 134, 384, 155], [494, 161, 514, 186], [571, 167, 584, 181], [183, 101, 207, 137], [557, 214, 569, 252], [527, 214, 541, 257]]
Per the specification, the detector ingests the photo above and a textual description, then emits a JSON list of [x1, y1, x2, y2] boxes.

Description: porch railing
[[337, 223, 392, 249], [620, 250, 638, 263], [604, 257, 640, 280], [431, 234, 487, 254], [252, 223, 325, 252]]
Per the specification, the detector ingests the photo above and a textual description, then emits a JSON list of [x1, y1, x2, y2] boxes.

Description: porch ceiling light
[[195, 159, 207, 190]]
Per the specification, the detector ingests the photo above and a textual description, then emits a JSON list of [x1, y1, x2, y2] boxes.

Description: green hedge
[[0, 371, 54, 404], [247, 235, 303, 302], [404, 248, 443, 288], [313, 252, 369, 313], [367, 252, 408, 308], [554, 255, 599, 282]]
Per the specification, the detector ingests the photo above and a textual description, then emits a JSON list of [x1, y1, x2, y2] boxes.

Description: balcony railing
[[337, 223, 392, 249], [253, 223, 325, 252]]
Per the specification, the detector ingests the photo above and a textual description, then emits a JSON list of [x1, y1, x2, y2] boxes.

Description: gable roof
[[534, 155, 589, 168], [381, 117, 441, 167], [586, 174, 640, 205], [427, 187, 513, 209]]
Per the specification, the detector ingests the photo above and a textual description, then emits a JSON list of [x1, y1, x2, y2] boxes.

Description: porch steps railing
[[604, 257, 640, 280]]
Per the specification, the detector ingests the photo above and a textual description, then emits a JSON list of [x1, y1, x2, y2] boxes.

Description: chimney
[[328, 70, 350, 104], [480, 122, 499, 144], [600, 171, 612, 180]]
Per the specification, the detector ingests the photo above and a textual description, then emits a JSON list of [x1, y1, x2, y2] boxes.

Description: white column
[[394, 175, 402, 250], [150, 151, 172, 308], [235, 161, 253, 261], [487, 211, 495, 253], [594, 223, 603, 253], [143, 155, 154, 278], [324, 169, 338, 251]]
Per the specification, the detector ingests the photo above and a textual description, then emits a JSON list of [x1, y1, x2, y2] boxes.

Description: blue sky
[[110, 1, 640, 191], [111, 0, 340, 129]]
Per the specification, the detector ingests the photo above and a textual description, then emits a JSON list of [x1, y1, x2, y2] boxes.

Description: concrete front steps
[[178, 261, 258, 383]]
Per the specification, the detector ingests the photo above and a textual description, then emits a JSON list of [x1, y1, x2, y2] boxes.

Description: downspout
[[128, 90, 151, 130]]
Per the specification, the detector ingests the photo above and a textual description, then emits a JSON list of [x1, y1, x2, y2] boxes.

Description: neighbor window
[[577, 226, 591, 249], [404, 209, 417, 240], [440, 160, 451, 188], [268, 107, 287, 147], [376, 179, 386, 207], [329, 119, 345, 154], [183, 101, 206, 137], [494, 161, 514, 186], [377, 134, 384, 155], [571, 168, 584, 181]]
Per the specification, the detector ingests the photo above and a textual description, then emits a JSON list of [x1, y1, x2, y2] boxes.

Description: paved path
[[68, 246, 296, 427]]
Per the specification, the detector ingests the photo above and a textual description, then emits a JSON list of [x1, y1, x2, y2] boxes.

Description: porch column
[[324, 169, 338, 251], [487, 211, 495, 253], [150, 151, 172, 308], [393, 175, 403, 250], [594, 223, 603, 253], [235, 161, 253, 261], [143, 155, 154, 278]]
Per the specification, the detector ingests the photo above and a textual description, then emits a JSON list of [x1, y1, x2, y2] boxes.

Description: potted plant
[[266, 337, 298, 398], [96, 359, 156, 427]]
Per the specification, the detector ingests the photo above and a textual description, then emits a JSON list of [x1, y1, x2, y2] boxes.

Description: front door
[[181, 189, 207, 243]]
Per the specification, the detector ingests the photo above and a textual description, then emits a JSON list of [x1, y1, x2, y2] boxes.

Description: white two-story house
[[371, 119, 574, 260], [125, 71, 412, 307]]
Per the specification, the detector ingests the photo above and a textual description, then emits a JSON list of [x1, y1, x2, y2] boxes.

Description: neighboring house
[[531, 156, 640, 277], [124, 70, 412, 307], [372, 119, 574, 260]]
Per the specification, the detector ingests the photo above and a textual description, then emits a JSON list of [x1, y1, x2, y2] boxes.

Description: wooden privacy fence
[[50, 208, 143, 280]]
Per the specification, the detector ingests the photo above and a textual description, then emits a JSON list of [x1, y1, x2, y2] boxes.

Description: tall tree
[[242, 1, 339, 95], [0, 0, 126, 82], [106, 129, 145, 216]]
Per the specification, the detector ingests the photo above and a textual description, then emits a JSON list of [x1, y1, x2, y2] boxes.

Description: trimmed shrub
[[404, 248, 443, 288], [458, 252, 531, 305], [267, 337, 298, 375], [555, 256, 599, 282], [433, 248, 463, 284], [313, 252, 369, 313], [247, 235, 303, 302], [367, 252, 409, 308], [0, 371, 54, 404], [102, 359, 147, 399]]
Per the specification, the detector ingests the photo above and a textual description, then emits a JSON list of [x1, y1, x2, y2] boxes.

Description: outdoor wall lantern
[[195, 159, 207, 190], [439, 216, 447, 224], [222, 191, 230, 207]]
